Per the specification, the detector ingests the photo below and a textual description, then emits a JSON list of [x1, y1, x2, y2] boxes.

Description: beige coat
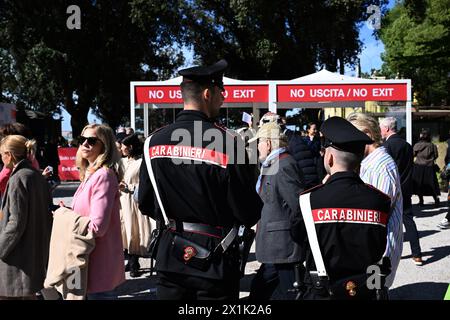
[[119, 157, 153, 256], [44, 207, 95, 300]]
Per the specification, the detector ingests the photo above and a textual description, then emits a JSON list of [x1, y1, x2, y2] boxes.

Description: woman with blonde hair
[[70, 124, 125, 299], [0, 135, 52, 299], [0, 123, 43, 199]]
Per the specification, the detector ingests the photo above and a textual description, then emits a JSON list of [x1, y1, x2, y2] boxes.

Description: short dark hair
[[180, 81, 214, 104], [419, 129, 431, 142], [121, 134, 143, 158], [306, 122, 317, 130], [332, 148, 362, 171]]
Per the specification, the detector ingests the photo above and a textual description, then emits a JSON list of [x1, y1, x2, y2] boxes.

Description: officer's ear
[[202, 87, 213, 101], [325, 148, 334, 168]]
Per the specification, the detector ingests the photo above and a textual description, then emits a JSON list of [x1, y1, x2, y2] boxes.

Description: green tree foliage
[[182, 0, 388, 79], [0, 0, 184, 136], [1, 0, 391, 135], [379, 0, 450, 106]]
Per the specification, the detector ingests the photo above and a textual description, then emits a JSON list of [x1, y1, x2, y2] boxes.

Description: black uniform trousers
[[157, 271, 240, 300]]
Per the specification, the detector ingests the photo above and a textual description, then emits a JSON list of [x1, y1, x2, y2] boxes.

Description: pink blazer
[[72, 167, 125, 293]]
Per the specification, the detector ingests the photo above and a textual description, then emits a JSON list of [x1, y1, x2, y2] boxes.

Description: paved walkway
[[53, 182, 450, 300]]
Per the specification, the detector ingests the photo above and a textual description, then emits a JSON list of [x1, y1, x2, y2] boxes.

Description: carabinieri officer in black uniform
[[138, 59, 262, 300], [291, 117, 392, 300]]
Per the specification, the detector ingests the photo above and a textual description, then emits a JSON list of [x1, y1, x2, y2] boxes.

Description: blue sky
[[61, 0, 395, 131]]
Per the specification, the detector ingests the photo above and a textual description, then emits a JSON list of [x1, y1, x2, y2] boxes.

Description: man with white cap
[[248, 122, 305, 300], [258, 112, 319, 188]]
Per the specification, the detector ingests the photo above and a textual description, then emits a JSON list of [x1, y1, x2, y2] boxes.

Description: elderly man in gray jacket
[[248, 122, 305, 300]]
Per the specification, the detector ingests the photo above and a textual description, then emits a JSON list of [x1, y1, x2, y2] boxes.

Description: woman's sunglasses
[[78, 136, 99, 146]]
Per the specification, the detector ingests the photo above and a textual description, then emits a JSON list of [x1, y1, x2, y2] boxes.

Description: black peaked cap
[[320, 116, 373, 155], [179, 59, 228, 89]]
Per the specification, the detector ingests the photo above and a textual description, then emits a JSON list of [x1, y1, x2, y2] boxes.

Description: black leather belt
[[168, 220, 225, 239]]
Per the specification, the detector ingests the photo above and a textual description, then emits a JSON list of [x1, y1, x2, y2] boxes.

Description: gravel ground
[[53, 182, 450, 300]]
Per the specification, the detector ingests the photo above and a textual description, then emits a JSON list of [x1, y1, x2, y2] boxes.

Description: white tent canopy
[[130, 69, 411, 142]]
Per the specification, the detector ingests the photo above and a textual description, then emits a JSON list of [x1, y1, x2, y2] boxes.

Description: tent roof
[[292, 69, 367, 82], [132, 69, 408, 85]]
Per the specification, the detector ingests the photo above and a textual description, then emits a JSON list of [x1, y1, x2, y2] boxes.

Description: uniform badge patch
[[183, 246, 197, 261], [345, 281, 357, 297]]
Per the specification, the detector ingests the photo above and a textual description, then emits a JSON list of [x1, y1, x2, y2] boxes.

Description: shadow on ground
[[413, 206, 448, 218], [114, 273, 158, 300], [389, 282, 448, 300], [401, 245, 450, 265]]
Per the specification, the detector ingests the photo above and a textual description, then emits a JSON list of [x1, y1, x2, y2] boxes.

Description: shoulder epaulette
[[214, 123, 238, 138], [149, 125, 168, 136], [364, 183, 392, 201]]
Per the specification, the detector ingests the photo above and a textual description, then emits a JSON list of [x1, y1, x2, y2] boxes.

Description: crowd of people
[[0, 59, 449, 301]]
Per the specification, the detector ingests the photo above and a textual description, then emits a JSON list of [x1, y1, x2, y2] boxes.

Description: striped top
[[360, 146, 403, 288]]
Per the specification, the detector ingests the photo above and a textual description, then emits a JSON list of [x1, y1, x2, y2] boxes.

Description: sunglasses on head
[[78, 136, 99, 146]]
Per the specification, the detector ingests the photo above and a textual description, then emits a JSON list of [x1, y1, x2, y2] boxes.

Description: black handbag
[[170, 233, 213, 271], [146, 228, 162, 259], [144, 219, 166, 259]]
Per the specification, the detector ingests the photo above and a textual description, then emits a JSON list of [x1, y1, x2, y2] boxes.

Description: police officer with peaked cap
[[138, 59, 263, 300], [291, 116, 392, 300]]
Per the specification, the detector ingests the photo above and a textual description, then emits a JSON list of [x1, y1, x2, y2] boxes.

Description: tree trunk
[[338, 56, 345, 75], [70, 106, 89, 139], [64, 87, 93, 138]]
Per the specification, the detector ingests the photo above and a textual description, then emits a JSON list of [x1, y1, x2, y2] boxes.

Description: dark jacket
[[413, 140, 438, 167], [291, 172, 391, 298], [256, 152, 305, 264], [284, 129, 319, 188], [383, 133, 414, 200], [0, 159, 52, 297]]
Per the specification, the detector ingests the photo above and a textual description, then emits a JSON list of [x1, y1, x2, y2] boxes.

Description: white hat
[[249, 122, 286, 143]]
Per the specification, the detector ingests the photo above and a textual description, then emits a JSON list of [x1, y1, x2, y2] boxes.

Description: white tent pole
[[406, 80, 412, 144], [130, 82, 136, 131], [144, 103, 149, 137], [268, 82, 277, 113]]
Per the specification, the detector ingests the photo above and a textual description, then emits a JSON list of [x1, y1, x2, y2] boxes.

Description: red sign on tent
[[58, 147, 79, 181], [277, 84, 407, 102], [135, 85, 269, 104]]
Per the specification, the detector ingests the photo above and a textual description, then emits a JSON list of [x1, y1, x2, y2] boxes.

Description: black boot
[[433, 195, 440, 208], [124, 250, 130, 272], [418, 196, 424, 207], [129, 255, 141, 278]]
